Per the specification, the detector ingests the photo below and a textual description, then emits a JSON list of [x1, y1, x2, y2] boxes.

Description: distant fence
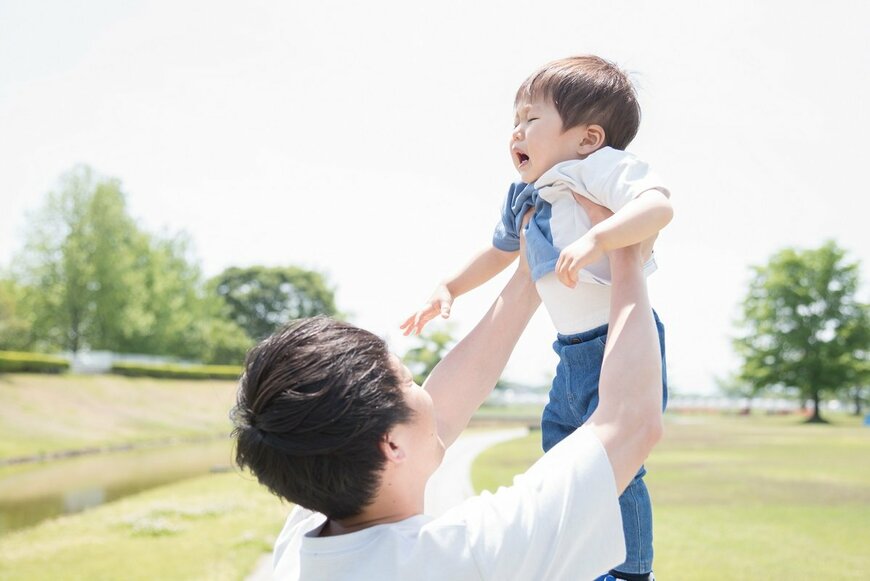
[[485, 391, 859, 415], [666, 396, 857, 414], [63, 350, 201, 374]]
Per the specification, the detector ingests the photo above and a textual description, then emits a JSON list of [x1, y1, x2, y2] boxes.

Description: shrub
[[110, 362, 241, 380], [0, 351, 70, 373]]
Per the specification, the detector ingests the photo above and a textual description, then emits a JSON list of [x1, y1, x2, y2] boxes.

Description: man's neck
[[319, 474, 425, 537], [319, 507, 421, 537]]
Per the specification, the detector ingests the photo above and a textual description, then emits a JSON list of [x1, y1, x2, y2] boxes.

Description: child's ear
[[577, 124, 606, 156]]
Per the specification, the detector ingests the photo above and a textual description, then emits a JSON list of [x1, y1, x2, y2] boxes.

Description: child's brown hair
[[516, 55, 641, 150]]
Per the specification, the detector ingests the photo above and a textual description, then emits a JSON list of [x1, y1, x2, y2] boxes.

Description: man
[[231, 205, 664, 580]]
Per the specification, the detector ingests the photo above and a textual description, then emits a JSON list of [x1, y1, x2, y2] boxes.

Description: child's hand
[[556, 193, 614, 288], [400, 283, 454, 336], [556, 233, 605, 288]]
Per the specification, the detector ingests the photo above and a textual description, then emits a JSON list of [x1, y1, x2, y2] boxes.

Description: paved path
[[424, 427, 529, 517], [245, 427, 529, 579]]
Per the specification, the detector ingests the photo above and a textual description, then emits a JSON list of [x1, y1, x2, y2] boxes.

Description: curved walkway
[[246, 427, 529, 580], [424, 427, 529, 517]]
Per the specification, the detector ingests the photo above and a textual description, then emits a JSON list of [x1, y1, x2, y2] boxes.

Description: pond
[[0, 438, 234, 536]]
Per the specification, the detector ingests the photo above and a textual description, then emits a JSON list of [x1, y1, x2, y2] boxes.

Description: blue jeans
[[541, 311, 668, 575]]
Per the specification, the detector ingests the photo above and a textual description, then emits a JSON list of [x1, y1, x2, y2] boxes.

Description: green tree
[[0, 278, 32, 350], [11, 166, 253, 363], [14, 166, 141, 352], [733, 241, 870, 423], [403, 328, 455, 385], [210, 266, 338, 340], [118, 233, 207, 357], [847, 386, 868, 416]]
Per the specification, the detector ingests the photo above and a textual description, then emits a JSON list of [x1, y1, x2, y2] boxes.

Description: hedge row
[[110, 361, 242, 380], [0, 351, 70, 373]]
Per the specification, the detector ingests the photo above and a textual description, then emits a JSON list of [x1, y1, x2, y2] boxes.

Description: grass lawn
[[472, 412, 870, 580], [0, 373, 239, 460], [0, 470, 288, 580]]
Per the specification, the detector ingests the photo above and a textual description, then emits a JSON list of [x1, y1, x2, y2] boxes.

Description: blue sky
[[1, 0, 868, 392]]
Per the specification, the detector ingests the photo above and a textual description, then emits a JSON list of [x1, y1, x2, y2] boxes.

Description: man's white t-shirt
[[272, 427, 625, 580]]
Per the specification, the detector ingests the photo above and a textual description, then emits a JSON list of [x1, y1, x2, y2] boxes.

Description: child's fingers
[[410, 312, 424, 335], [556, 258, 577, 288], [556, 254, 568, 285], [566, 268, 577, 288], [566, 258, 578, 287]]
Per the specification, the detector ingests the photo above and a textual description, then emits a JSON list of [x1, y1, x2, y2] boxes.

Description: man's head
[[231, 316, 418, 520], [510, 55, 641, 183]]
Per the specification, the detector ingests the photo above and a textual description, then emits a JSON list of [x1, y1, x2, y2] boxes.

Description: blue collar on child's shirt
[[506, 182, 561, 282]]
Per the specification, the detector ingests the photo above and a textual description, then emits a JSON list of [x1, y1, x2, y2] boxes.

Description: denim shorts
[[541, 310, 668, 574]]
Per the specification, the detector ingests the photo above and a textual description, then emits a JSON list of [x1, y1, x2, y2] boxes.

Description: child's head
[[511, 55, 640, 183]]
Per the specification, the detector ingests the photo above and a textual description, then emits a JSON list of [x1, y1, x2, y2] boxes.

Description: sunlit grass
[[0, 471, 287, 580], [472, 413, 870, 580], [0, 374, 238, 459]]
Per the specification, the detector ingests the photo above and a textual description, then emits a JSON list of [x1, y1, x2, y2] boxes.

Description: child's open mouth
[[517, 153, 529, 166]]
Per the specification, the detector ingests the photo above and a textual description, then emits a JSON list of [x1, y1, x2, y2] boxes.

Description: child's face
[[510, 97, 591, 184]]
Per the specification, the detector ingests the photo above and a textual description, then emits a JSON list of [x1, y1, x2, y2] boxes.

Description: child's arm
[[400, 246, 518, 336], [555, 189, 673, 288]]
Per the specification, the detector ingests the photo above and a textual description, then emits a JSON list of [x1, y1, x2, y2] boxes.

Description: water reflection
[[0, 438, 233, 536], [64, 487, 105, 513]]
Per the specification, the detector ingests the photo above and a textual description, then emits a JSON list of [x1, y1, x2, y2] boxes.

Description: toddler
[[401, 56, 672, 581]]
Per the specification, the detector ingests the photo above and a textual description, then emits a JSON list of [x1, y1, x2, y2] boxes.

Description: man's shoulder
[[286, 505, 322, 531], [274, 507, 323, 556], [273, 512, 481, 581]]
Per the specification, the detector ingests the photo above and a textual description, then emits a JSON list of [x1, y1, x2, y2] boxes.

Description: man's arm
[[401, 246, 518, 336], [447, 211, 662, 579], [585, 243, 664, 492], [423, 239, 537, 447]]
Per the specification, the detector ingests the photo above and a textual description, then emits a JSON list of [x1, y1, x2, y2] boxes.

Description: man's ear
[[379, 431, 407, 464], [577, 124, 606, 156]]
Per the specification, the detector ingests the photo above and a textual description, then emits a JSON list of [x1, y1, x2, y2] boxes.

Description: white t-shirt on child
[[534, 148, 670, 334], [272, 427, 625, 580]]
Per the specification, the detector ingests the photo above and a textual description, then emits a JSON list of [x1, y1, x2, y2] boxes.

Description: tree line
[[0, 167, 866, 419], [0, 166, 338, 364]]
